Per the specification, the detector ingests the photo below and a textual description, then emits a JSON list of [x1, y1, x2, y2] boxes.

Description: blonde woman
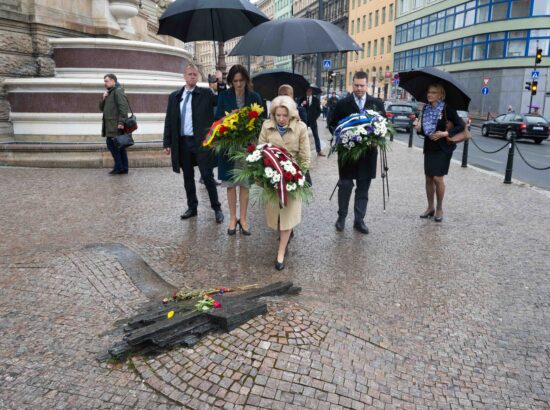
[[258, 96, 311, 270]]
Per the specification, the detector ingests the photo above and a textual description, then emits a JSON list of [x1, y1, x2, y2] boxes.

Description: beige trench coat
[[258, 118, 311, 231]]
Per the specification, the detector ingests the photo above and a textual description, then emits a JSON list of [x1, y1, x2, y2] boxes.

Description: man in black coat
[[300, 87, 324, 156], [163, 64, 223, 223], [329, 71, 386, 234]]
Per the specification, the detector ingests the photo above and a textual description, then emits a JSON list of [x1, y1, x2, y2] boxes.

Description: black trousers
[[308, 119, 321, 153], [178, 136, 221, 211], [337, 178, 372, 222]]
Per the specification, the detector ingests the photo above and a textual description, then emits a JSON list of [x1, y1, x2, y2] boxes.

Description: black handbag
[[114, 132, 134, 149], [123, 95, 138, 133]]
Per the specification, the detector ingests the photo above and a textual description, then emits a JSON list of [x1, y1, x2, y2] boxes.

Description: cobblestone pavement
[[1, 126, 549, 409]]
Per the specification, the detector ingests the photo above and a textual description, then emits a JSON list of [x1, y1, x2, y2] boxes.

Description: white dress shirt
[[180, 87, 195, 136]]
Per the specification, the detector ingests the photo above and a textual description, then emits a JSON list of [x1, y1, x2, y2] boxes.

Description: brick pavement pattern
[[1, 126, 549, 409]]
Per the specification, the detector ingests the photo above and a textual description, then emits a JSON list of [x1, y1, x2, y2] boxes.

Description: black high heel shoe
[[237, 220, 251, 236], [227, 221, 237, 235], [275, 260, 285, 270], [419, 209, 435, 219], [434, 212, 443, 222]]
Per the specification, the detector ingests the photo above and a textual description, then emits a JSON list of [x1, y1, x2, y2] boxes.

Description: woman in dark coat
[[215, 65, 263, 235], [413, 83, 464, 222]]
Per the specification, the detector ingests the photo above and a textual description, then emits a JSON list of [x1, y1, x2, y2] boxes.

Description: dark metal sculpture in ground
[[103, 281, 301, 361]]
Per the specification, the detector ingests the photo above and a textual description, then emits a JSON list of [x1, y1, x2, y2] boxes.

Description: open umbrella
[[398, 67, 471, 111], [252, 69, 309, 101], [229, 18, 362, 56], [308, 83, 322, 95], [158, 0, 269, 43]]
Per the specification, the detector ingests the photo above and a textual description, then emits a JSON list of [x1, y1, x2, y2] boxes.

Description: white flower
[[356, 136, 362, 143], [271, 173, 281, 184], [349, 141, 355, 147], [289, 167, 296, 175], [286, 182, 297, 191], [297, 178, 305, 187], [246, 153, 260, 162], [264, 167, 274, 178]]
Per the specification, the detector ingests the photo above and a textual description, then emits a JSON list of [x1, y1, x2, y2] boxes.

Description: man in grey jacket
[[100, 73, 129, 175]]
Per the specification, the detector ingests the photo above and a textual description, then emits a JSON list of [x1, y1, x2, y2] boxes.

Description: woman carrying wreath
[[258, 96, 311, 270], [413, 83, 464, 222], [215, 65, 263, 236]]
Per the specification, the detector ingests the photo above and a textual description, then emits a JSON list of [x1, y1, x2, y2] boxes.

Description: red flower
[[293, 173, 301, 182], [247, 144, 256, 153], [219, 125, 227, 134], [213, 300, 222, 309], [263, 158, 271, 166], [248, 111, 259, 119], [284, 171, 294, 181]]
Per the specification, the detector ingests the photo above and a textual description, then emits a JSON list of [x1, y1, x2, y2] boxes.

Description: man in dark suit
[[300, 87, 324, 156], [329, 71, 386, 234], [163, 64, 224, 223]]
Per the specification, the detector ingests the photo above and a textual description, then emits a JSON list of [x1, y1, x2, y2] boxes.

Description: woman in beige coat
[[258, 95, 311, 270]]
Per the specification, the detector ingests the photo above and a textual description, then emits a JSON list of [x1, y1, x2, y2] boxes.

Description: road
[[391, 127, 550, 190]]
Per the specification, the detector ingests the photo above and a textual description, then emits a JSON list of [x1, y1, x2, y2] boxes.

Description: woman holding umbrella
[[413, 83, 464, 222], [215, 64, 263, 235]]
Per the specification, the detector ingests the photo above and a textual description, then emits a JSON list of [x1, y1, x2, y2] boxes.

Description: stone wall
[[0, 0, 175, 142]]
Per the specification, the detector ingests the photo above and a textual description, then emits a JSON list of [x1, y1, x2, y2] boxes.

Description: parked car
[[481, 113, 549, 144], [456, 110, 471, 132], [386, 104, 417, 132]]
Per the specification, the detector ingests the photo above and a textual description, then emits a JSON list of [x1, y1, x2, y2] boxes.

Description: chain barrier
[[514, 143, 550, 171], [469, 137, 509, 154]]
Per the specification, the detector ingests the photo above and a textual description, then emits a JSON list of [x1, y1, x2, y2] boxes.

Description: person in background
[[163, 64, 224, 224], [278, 84, 307, 123], [258, 96, 311, 270], [215, 64, 263, 236], [100, 73, 129, 175], [300, 87, 324, 156], [413, 83, 464, 223]]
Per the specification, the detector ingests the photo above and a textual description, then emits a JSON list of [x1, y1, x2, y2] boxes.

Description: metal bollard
[[461, 139, 469, 168], [504, 132, 515, 184], [408, 126, 414, 148]]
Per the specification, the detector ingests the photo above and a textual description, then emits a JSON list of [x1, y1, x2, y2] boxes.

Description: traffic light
[[328, 70, 334, 83], [525, 81, 532, 91], [531, 80, 538, 95], [535, 48, 543, 64]]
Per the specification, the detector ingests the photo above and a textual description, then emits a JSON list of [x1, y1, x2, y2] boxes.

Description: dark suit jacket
[[163, 86, 217, 173], [418, 104, 464, 155], [299, 95, 321, 126], [329, 93, 386, 180]]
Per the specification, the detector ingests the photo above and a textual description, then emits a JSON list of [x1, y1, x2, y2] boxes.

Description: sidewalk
[[1, 124, 549, 409]]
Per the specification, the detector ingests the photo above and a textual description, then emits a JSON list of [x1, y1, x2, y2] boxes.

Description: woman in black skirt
[[413, 83, 464, 222]]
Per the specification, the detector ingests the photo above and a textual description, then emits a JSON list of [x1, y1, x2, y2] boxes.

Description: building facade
[[250, 0, 275, 74], [274, 0, 294, 70], [292, 0, 349, 92], [394, 0, 550, 116], [347, 0, 396, 99]]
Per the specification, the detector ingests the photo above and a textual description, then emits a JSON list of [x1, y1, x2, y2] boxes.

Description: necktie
[[180, 91, 192, 136]]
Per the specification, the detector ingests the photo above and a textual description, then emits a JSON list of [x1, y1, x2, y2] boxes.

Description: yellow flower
[[167, 310, 174, 319], [250, 102, 264, 115]]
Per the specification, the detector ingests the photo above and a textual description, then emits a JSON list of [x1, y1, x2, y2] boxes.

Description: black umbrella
[[398, 67, 471, 111], [252, 69, 310, 101], [229, 18, 362, 56], [158, 0, 269, 43], [308, 84, 322, 95]]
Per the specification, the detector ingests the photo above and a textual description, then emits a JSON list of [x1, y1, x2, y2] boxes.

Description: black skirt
[[424, 150, 452, 176]]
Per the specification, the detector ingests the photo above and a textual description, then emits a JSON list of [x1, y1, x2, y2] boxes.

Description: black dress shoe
[[215, 209, 224, 224], [275, 260, 285, 270], [237, 220, 251, 235], [353, 221, 369, 234], [180, 209, 197, 219], [419, 209, 435, 219], [335, 218, 345, 232], [108, 169, 123, 175], [120, 170, 128, 174]]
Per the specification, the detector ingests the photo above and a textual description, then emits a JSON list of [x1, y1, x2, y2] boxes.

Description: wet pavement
[[1, 124, 549, 409]]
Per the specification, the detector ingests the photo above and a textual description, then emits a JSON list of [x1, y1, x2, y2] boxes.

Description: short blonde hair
[[270, 95, 299, 120], [278, 84, 294, 98], [427, 83, 446, 101]]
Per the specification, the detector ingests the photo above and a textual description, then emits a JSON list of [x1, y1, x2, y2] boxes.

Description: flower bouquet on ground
[[329, 111, 395, 164], [202, 103, 264, 155], [232, 143, 312, 208]]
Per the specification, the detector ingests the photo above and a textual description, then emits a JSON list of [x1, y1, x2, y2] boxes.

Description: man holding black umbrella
[[329, 71, 385, 234]]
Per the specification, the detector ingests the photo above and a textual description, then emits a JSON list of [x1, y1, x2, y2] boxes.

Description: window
[[380, 38, 385, 55], [362, 15, 366, 31], [361, 44, 365, 59], [533, 0, 550, 15], [389, 3, 394, 21], [369, 12, 372, 28], [352, 0, 355, 9], [492, 1, 509, 21], [379, 67, 383, 79], [375, 10, 379, 26], [387, 35, 392, 53], [367, 41, 371, 57], [374, 39, 378, 56], [477, 4, 489, 23], [351, 20, 354, 35], [507, 30, 527, 57], [357, 18, 360, 32], [510, 0, 529, 17], [382, 7, 386, 24]]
